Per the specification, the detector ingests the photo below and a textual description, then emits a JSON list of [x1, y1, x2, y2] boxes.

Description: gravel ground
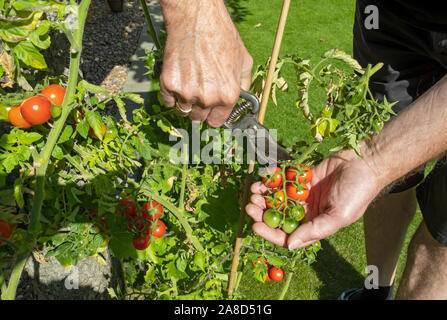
[[81, 0, 146, 94]]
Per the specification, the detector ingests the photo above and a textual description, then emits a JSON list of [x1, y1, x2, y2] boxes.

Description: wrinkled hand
[[246, 150, 383, 249], [160, 0, 253, 127]]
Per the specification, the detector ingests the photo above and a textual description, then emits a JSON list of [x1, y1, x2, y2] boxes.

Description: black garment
[[353, 0, 447, 246], [377, 1, 447, 33]]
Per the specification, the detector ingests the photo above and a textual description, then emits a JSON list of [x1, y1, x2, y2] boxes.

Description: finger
[[250, 181, 269, 195], [245, 203, 264, 222], [252, 222, 288, 247], [189, 106, 210, 123], [250, 194, 267, 210], [205, 105, 233, 128], [240, 53, 253, 91], [287, 210, 343, 250], [160, 88, 176, 108]]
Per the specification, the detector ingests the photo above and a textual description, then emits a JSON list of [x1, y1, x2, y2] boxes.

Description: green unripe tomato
[[0, 103, 12, 122], [372, 119, 384, 131], [51, 105, 62, 119], [289, 205, 305, 221], [103, 126, 118, 143], [282, 218, 299, 234], [346, 84, 366, 105], [263, 209, 282, 229]]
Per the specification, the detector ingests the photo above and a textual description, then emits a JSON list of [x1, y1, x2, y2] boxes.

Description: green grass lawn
[[229, 0, 423, 300]]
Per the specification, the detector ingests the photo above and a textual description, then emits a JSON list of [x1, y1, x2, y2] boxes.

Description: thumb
[[287, 210, 345, 250]]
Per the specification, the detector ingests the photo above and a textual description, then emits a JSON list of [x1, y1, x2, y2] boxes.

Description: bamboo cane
[[227, 0, 291, 296]]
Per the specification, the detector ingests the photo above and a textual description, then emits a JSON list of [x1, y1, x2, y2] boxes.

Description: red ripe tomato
[[8, 105, 32, 129], [262, 167, 283, 188], [20, 95, 52, 125], [132, 234, 151, 250], [41, 84, 66, 106], [117, 198, 136, 218], [149, 220, 166, 238], [0, 220, 12, 246], [286, 183, 309, 202], [265, 190, 286, 210], [142, 201, 164, 222], [286, 165, 312, 184], [268, 266, 285, 282]]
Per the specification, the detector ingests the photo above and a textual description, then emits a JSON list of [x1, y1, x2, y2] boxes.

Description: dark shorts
[[354, 0, 447, 246]]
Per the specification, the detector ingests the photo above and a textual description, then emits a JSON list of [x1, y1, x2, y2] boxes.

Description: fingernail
[[288, 239, 303, 250]]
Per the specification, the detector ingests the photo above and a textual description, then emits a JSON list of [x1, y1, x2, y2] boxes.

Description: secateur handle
[[221, 90, 260, 129]]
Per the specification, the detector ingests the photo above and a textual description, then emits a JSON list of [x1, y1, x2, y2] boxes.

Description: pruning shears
[[221, 90, 294, 165]]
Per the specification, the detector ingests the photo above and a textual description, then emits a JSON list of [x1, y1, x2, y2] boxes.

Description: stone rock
[[20, 249, 123, 300]]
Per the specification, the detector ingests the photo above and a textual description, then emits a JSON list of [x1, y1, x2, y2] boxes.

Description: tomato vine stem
[[2, 0, 92, 301], [139, 0, 161, 50], [278, 258, 296, 300]]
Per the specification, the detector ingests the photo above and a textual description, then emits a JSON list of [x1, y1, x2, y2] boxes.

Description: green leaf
[[13, 178, 24, 208], [19, 132, 42, 144], [76, 120, 90, 138], [193, 251, 206, 271], [166, 260, 188, 280], [0, 11, 43, 42], [51, 145, 64, 160], [12, 0, 65, 11], [57, 125, 73, 144], [123, 92, 144, 105], [265, 255, 284, 267], [2, 153, 18, 172], [0, 188, 15, 207], [328, 118, 338, 133], [13, 40, 47, 69], [86, 111, 104, 140], [30, 22, 51, 49], [133, 135, 151, 160], [109, 232, 137, 259]]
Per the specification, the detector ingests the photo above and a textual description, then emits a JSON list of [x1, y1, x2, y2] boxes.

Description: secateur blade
[[221, 90, 295, 165]]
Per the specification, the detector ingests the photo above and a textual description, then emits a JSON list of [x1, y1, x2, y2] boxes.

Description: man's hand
[[246, 149, 383, 249], [159, 0, 253, 127]]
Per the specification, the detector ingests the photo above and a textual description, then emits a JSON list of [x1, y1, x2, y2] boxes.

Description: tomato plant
[[0, 0, 395, 301]]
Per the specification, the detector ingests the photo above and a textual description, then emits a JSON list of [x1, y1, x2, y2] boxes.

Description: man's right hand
[[159, 0, 253, 128]]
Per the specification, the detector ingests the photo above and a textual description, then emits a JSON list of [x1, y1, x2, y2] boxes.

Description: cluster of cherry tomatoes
[[0, 220, 12, 247], [262, 164, 312, 234], [7, 84, 66, 129], [252, 257, 285, 282], [117, 199, 166, 250]]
